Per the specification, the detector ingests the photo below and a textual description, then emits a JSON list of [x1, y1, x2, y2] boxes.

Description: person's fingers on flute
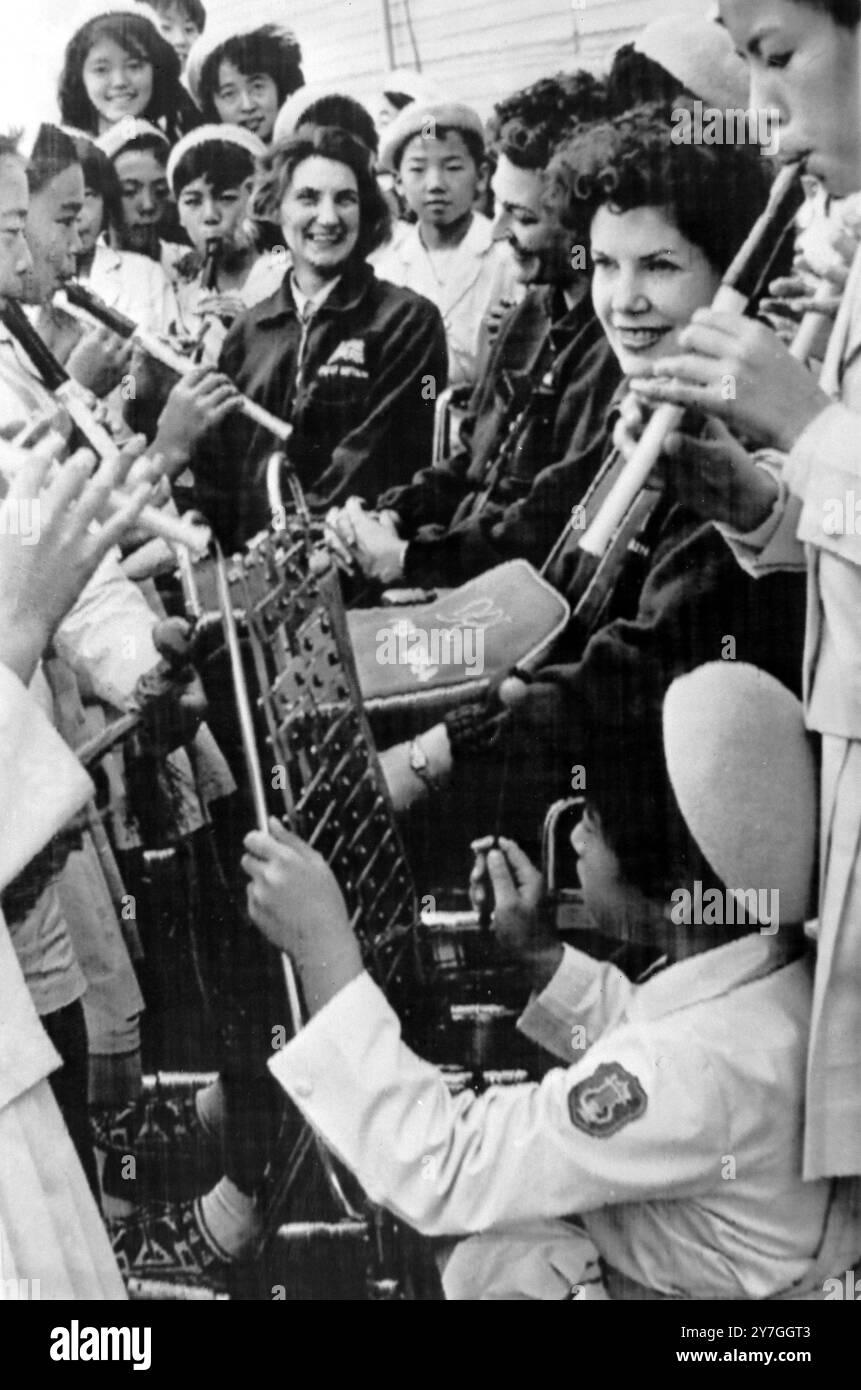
[[759, 295, 840, 324], [39, 448, 98, 522], [1, 442, 55, 505], [759, 311, 805, 345], [613, 394, 649, 461], [631, 375, 722, 417], [71, 447, 135, 531], [662, 422, 779, 532], [769, 274, 810, 300], [826, 226, 860, 270], [95, 481, 155, 552]]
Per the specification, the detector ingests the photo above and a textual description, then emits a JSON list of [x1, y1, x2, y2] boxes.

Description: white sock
[[194, 1078, 226, 1140], [197, 1177, 262, 1260]]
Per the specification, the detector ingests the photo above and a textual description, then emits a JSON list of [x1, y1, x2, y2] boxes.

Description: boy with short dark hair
[[374, 100, 520, 387]]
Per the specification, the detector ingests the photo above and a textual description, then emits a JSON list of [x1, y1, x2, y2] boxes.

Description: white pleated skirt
[[0, 1079, 126, 1300], [804, 734, 861, 1180]]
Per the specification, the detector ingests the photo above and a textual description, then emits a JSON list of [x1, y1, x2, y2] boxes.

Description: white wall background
[[0, 0, 710, 141]]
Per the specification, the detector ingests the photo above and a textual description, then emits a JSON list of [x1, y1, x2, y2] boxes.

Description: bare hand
[[242, 818, 363, 1013], [477, 836, 562, 988], [630, 310, 831, 452], [473, 836, 545, 946], [153, 366, 241, 470], [660, 418, 780, 532], [378, 740, 426, 812], [612, 393, 650, 462], [483, 296, 515, 344], [0, 443, 152, 683], [67, 324, 134, 398], [197, 291, 247, 325], [341, 496, 405, 583]]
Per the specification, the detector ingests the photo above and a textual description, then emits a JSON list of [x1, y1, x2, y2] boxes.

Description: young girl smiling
[[58, 3, 201, 143]]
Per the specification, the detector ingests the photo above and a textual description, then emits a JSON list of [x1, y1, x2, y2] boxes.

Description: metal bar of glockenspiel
[[212, 542, 362, 1225]]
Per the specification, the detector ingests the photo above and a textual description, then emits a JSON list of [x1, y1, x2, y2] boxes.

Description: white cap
[[185, 2, 300, 109], [96, 117, 169, 160], [663, 663, 817, 927], [166, 122, 265, 191], [635, 15, 749, 110]]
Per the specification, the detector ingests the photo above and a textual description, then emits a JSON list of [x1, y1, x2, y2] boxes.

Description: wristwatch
[[408, 736, 439, 792]]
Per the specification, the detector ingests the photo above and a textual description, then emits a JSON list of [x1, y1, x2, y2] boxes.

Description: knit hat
[[96, 117, 169, 160], [379, 100, 486, 174], [663, 663, 817, 927], [634, 15, 749, 111], [185, 2, 300, 109], [166, 122, 265, 191]]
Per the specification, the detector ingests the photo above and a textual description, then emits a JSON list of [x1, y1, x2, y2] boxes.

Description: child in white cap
[[373, 100, 520, 389], [167, 124, 284, 363], [243, 661, 861, 1300]]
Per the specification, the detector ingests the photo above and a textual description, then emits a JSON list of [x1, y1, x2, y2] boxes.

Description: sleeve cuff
[[268, 971, 389, 1107], [517, 944, 632, 1061], [718, 463, 806, 575]]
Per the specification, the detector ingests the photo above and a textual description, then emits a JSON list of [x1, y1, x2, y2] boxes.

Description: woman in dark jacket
[[191, 125, 448, 553]]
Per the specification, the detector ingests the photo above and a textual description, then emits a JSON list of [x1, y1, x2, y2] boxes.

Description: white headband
[[167, 123, 266, 190]]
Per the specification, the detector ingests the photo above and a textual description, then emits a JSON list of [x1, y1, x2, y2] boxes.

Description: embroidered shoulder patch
[[567, 1062, 647, 1138]]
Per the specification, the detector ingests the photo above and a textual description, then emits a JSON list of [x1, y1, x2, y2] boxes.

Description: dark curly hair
[[58, 14, 201, 143], [546, 101, 772, 275], [252, 126, 390, 263], [486, 70, 608, 172], [198, 26, 304, 121]]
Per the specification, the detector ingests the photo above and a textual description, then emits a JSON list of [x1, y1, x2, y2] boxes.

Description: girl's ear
[[474, 158, 490, 200]]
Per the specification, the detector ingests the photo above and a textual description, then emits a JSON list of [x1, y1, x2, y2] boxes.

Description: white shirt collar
[[290, 272, 341, 320]]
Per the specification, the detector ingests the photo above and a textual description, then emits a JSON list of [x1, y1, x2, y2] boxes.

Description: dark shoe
[[109, 1198, 234, 1288]]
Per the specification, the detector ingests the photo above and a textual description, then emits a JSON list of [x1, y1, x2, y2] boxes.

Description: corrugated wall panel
[[285, 0, 709, 119]]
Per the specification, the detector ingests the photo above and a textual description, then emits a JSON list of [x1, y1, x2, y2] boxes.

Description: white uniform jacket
[[270, 934, 861, 1299], [84, 241, 179, 337], [372, 212, 520, 387]]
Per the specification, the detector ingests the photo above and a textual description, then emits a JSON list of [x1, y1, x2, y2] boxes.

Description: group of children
[[2, 0, 861, 1301]]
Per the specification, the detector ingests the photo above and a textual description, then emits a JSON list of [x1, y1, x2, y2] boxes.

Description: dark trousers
[[42, 998, 100, 1202], [188, 819, 290, 1198]]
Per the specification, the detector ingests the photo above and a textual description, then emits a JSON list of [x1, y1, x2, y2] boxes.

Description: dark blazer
[[192, 262, 448, 552], [376, 281, 621, 588]]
